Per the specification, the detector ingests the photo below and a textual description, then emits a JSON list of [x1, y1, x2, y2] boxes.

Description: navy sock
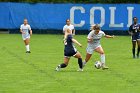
[[78, 58, 83, 69], [132, 48, 135, 57], [137, 47, 140, 56], [60, 63, 67, 68]]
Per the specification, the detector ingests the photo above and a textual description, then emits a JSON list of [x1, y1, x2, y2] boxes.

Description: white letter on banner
[[109, 7, 124, 27], [90, 7, 105, 27], [127, 7, 134, 27], [70, 6, 85, 27]]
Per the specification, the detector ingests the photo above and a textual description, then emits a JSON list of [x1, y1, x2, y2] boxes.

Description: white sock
[[83, 60, 87, 65], [101, 54, 105, 65], [26, 45, 30, 51]]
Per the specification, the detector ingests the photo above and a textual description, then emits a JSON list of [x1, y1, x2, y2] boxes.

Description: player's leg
[[136, 40, 140, 58], [24, 38, 30, 53], [95, 46, 108, 70], [56, 57, 70, 71], [132, 41, 136, 58], [83, 53, 92, 65], [83, 47, 93, 66], [74, 52, 83, 71], [131, 35, 137, 58]]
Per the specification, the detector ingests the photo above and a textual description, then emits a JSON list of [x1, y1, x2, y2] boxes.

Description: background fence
[[0, 2, 139, 34]]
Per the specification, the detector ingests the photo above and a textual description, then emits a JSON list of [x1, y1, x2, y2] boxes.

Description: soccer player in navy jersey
[[128, 17, 140, 58], [56, 29, 83, 71]]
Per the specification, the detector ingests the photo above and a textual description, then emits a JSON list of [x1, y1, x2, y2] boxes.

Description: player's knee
[[78, 54, 82, 58], [100, 52, 105, 55], [76, 53, 82, 58]]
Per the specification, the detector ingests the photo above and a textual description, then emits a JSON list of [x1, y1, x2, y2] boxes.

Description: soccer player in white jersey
[[83, 25, 114, 70], [20, 19, 32, 53], [63, 19, 75, 39]]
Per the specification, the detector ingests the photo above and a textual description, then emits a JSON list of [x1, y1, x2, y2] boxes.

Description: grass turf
[[0, 34, 140, 93]]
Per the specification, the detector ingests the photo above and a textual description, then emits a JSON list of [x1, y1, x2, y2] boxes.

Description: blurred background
[[0, 0, 139, 3]]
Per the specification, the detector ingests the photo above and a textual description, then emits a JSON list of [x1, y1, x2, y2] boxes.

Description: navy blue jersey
[[129, 24, 140, 33], [65, 35, 73, 48], [64, 34, 77, 57], [129, 24, 140, 41]]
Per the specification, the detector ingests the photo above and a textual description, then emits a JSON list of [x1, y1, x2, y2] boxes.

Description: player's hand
[[79, 44, 82, 47], [112, 35, 115, 38], [22, 31, 25, 34], [88, 38, 93, 43]]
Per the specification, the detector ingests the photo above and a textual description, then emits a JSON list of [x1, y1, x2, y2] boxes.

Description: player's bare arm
[[30, 30, 32, 36], [20, 29, 25, 34], [72, 39, 82, 47], [105, 35, 114, 38]]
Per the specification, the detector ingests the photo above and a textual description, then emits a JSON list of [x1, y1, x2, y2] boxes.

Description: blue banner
[[0, 3, 140, 31]]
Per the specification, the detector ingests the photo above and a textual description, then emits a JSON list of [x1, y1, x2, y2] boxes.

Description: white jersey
[[63, 24, 74, 34], [86, 30, 105, 54], [20, 24, 31, 40], [87, 30, 105, 45]]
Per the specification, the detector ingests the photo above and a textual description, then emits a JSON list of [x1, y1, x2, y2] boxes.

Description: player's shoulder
[[20, 24, 24, 27], [99, 30, 105, 36], [63, 24, 67, 27], [90, 30, 95, 33], [88, 30, 94, 35], [70, 24, 74, 27], [100, 30, 105, 33], [26, 24, 31, 27], [129, 24, 133, 27]]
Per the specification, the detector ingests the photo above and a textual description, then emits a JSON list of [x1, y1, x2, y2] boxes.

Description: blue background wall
[[0, 2, 139, 32]]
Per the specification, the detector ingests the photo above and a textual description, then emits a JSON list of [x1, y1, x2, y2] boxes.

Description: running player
[[128, 17, 140, 58], [56, 29, 83, 71], [20, 19, 32, 53], [83, 25, 114, 70]]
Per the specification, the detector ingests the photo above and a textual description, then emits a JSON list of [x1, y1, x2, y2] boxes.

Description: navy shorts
[[132, 32, 140, 41], [137, 32, 140, 40], [64, 48, 77, 58]]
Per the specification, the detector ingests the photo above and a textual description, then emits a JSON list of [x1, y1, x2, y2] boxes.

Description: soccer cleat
[[77, 68, 83, 72], [102, 65, 109, 70], [82, 62, 87, 68], [55, 65, 61, 71], [26, 51, 31, 53]]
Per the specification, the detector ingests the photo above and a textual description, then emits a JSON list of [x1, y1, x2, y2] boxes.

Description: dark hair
[[66, 19, 70, 22], [94, 24, 100, 30], [133, 17, 137, 20]]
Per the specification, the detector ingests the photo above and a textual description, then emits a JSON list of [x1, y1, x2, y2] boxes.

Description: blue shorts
[[132, 32, 140, 41], [64, 48, 77, 58]]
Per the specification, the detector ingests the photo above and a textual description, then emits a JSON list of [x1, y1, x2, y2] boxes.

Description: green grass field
[[0, 34, 140, 93]]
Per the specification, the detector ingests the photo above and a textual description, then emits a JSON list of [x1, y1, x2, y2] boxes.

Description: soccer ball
[[94, 61, 102, 69]]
